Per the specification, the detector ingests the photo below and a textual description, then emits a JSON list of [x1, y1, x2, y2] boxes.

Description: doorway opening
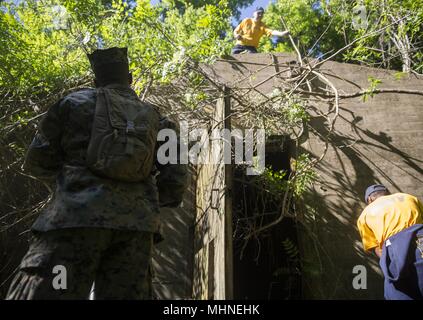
[[232, 135, 302, 299]]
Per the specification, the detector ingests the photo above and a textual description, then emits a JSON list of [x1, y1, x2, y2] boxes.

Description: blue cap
[[365, 184, 387, 203], [255, 7, 265, 13]]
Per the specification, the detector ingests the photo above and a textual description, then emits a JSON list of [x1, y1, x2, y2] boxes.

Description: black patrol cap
[[87, 47, 129, 83]]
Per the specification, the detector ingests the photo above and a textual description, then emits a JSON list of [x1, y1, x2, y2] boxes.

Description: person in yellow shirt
[[357, 184, 423, 299], [232, 7, 289, 54]]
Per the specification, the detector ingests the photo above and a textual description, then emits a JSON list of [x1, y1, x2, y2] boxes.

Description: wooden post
[[223, 86, 234, 299]]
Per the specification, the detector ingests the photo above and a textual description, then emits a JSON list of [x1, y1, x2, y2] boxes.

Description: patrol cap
[[364, 184, 388, 203], [87, 47, 129, 83]]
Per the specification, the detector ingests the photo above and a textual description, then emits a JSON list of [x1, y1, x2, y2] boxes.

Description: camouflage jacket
[[25, 84, 187, 234]]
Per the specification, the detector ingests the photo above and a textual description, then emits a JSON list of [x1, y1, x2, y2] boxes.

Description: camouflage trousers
[[6, 228, 153, 300]]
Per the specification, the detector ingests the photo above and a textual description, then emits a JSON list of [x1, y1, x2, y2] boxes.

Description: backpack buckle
[[126, 120, 135, 135]]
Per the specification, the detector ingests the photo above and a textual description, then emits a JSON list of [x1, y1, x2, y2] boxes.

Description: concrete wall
[[204, 53, 423, 299], [151, 167, 196, 299], [152, 94, 234, 300], [300, 60, 423, 299]]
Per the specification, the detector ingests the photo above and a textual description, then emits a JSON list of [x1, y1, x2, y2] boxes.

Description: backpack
[[86, 87, 160, 182]]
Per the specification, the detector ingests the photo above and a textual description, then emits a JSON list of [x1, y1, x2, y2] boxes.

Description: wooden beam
[[223, 86, 234, 299]]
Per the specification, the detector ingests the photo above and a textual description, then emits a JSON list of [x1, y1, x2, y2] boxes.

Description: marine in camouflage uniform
[[6, 47, 187, 300]]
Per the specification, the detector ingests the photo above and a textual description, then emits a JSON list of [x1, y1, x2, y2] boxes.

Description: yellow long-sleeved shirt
[[234, 18, 273, 48], [357, 193, 423, 251]]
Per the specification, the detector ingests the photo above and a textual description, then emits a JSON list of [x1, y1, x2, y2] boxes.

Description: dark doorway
[[232, 136, 302, 299]]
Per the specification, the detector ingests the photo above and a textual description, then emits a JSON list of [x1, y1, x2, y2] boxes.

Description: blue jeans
[[231, 45, 258, 54]]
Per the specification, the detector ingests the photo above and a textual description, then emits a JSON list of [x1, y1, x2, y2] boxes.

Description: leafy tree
[[0, 0, 234, 297], [262, 0, 422, 73], [0, 0, 232, 96], [159, 0, 255, 19]]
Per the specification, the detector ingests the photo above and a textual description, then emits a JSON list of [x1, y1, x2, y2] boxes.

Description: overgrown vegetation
[[262, 0, 423, 73], [1, 0, 422, 298]]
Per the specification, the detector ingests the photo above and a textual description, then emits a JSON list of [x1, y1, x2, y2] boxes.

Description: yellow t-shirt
[[234, 18, 273, 48], [357, 193, 423, 251]]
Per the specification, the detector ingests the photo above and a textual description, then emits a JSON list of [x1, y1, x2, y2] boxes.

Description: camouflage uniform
[[6, 51, 187, 299], [7, 229, 153, 300]]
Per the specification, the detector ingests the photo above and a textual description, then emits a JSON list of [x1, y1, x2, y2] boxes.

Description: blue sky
[[150, 0, 275, 24]]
